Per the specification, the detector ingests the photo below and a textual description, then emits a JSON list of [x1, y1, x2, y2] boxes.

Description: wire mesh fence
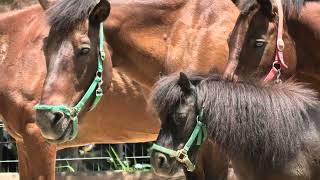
[[0, 123, 153, 173]]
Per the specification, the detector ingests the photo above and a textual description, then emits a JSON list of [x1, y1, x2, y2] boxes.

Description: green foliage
[[106, 147, 151, 172], [56, 161, 75, 173]]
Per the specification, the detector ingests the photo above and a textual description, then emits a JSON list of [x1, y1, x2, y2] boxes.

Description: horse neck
[[0, 5, 43, 33], [104, 1, 187, 88], [0, 6, 47, 86], [0, 6, 47, 128], [287, 2, 320, 82], [0, 5, 47, 68]]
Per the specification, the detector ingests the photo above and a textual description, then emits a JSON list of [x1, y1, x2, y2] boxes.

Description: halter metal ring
[[277, 39, 285, 51]]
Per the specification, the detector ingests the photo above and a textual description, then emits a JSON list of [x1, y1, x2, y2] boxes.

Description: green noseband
[[34, 23, 106, 141], [150, 108, 208, 172]]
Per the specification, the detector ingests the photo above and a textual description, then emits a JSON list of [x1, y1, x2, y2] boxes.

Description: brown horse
[[35, 0, 239, 179], [0, 4, 163, 180], [224, 0, 320, 91]]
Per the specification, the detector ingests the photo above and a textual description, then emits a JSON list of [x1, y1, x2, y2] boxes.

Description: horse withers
[[149, 72, 320, 180]]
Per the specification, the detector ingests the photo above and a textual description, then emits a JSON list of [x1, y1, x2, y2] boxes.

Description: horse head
[[150, 72, 206, 176], [224, 0, 298, 81], [35, 0, 113, 144]]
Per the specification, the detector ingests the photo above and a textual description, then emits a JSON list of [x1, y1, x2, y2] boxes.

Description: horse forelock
[[46, 0, 98, 35], [237, 0, 305, 18], [149, 73, 206, 123], [196, 76, 318, 167]]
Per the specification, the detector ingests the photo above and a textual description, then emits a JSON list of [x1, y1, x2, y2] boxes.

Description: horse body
[[150, 72, 320, 180], [105, 0, 238, 88]]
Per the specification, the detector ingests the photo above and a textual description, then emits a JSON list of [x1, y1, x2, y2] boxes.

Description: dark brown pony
[[0, 4, 162, 180], [224, 0, 320, 91], [36, 0, 239, 179], [150, 72, 320, 180]]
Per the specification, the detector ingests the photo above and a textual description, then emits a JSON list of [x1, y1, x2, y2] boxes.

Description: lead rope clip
[[275, 70, 282, 84]]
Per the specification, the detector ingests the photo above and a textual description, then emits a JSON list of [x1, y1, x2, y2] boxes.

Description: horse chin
[[153, 168, 180, 178], [153, 161, 181, 177]]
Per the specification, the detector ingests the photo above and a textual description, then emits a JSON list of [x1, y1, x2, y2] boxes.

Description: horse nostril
[[49, 111, 65, 125], [156, 153, 168, 168]]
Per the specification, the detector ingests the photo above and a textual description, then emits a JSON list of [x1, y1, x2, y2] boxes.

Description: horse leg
[[203, 140, 230, 180], [19, 123, 57, 180], [16, 141, 29, 180], [184, 160, 205, 180]]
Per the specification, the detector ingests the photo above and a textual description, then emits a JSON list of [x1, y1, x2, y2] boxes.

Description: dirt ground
[[0, 172, 186, 180]]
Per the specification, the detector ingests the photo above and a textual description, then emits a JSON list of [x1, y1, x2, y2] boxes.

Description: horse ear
[[89, 0, 111, 24], [178, 72, 194, 93], [38, 0, 52, 10]]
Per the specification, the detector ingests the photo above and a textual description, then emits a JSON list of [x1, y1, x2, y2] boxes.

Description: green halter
[[34, 23, 106, 141], [150, 108, 208, 172]]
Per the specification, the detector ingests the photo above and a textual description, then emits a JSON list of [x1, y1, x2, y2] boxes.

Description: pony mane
[[46, 0, 98, 34], [237, 0, 305, 17], [151, 73, 319, 168]]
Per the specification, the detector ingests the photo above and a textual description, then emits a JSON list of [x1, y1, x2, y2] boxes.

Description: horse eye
[[255, 39, 265, 47], [79, 47, 90, 55]]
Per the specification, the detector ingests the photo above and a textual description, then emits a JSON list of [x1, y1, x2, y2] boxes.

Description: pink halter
[[263, 0, 288, 82]]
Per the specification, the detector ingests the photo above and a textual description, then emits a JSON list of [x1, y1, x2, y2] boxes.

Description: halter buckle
[[176, 149, 195, 171], [69, 108, 78, 119], [176, 149, 188, 163]]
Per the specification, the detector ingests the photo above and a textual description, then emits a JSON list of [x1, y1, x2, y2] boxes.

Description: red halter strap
[[263, 0, 288, 82]]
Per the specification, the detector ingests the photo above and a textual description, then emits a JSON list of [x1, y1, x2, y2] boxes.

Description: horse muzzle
[[35, 109, 73, 143], [150, 151, 181, 177]]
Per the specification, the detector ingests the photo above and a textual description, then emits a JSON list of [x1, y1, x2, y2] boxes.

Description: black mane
[[46, 0, 99, 34], [237, 0, 305, 17], [151, 73, 319, 167]]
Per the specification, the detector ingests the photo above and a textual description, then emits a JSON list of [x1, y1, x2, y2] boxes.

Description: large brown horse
[[0, 4, 163, 180], [224, 0, 320, 90], [35, 0, 239, 179]]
